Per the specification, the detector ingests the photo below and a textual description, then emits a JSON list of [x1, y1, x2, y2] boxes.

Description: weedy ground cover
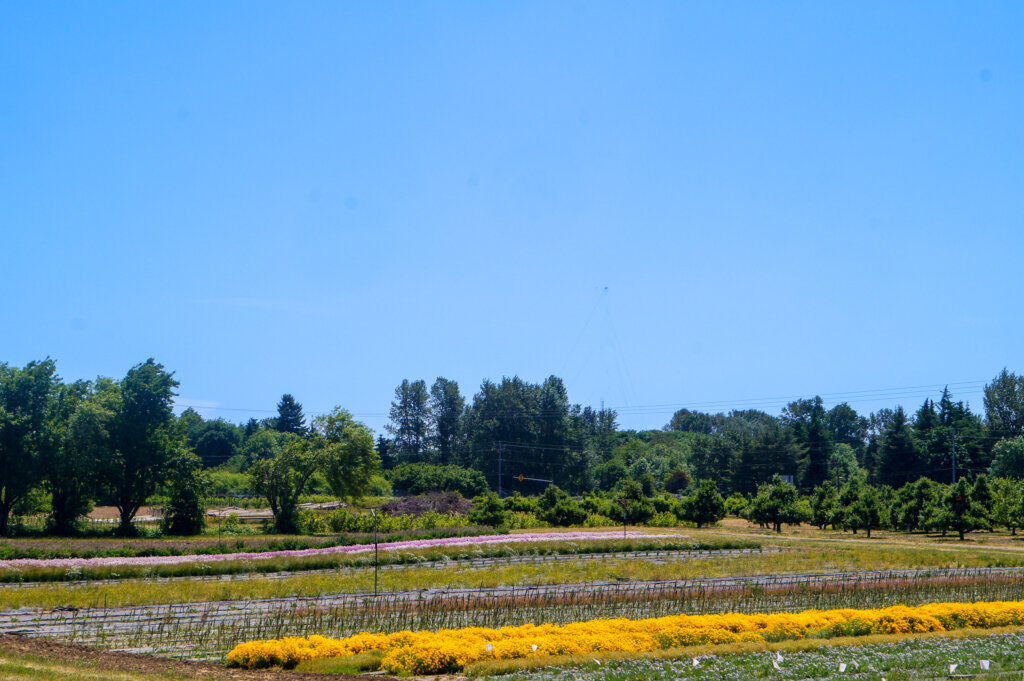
[[481, 628, 1024, 680]]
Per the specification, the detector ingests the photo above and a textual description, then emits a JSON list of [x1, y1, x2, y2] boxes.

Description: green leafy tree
[[313, 407, 379, 500], [429, 378, 464, 465], [946, 477, 986, 540], [895, 477, 938, 532], [0, 359, 58, 536], [249, 438, 323, 533], [274, 394, 307, 435], [615, 479, 655, 525], [664, 469, 692, 494], [991, 477, 1024, 534], [810, 485, 839, 530], [386, 379, 430, 462], [985, 369, 1024, 441], [848, 485, 883, 538], [991, 437, 1024, 479], [45, 379, 110, 535], [679, 479, 726, 528], [971, 474, 994, 531], [747, 475, 807, 533], [95, 359, 179, 536], [161, 450, 209, 535], [193, 420, 240, 468]]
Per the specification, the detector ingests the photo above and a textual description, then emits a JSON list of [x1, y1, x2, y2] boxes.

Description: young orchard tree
[[747, 475, 807, 533], [810, 484, 839, 530], [848, 485, 883, 538], [679, 479, 726, 528], [946, 477, 987, 541]]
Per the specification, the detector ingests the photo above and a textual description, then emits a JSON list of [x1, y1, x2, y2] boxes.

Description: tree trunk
[[774, 523, 782, 533], [866, 527, 871, 538], [958, 528, 965, 541], [0, 502, 9, 537]]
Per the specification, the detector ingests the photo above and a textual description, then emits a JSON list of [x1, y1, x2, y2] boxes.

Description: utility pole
[[951, 429, 957, 484], [497, 443, 505, 498]]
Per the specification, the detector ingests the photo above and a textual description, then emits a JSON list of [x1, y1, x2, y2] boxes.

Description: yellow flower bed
[[226, 600, 1024, 674]]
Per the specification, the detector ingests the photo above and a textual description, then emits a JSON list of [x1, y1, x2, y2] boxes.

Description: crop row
[[4, 568, 1024, 659]]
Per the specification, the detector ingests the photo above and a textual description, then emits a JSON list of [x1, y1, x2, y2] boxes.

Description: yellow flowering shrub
[[226, 600, 1024, 674]]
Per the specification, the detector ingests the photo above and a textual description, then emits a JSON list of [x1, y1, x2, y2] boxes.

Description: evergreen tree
[[876, 407, 926, 487], [733, 425, 803, 495], [386, 379, 430, 462], [274, 394, 307, 435], [786, 397, 831, 491], [428, 377, 464, 465]]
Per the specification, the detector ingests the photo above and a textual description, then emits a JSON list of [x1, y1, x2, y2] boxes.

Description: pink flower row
[[0, 531, 667, 571]]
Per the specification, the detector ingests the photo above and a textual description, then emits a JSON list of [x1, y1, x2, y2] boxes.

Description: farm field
[[3, 525, 1024, 677]]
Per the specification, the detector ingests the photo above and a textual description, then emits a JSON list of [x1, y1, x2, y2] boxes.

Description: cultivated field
[[4, 523, 1024, 678]]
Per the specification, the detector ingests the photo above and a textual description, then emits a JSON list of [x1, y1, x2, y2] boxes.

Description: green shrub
[[583, 513, 616, 527], [387, 463, 489, 497], [646, 511, 680, 527]]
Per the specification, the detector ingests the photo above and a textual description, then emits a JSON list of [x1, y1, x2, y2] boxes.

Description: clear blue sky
[[2, 2, 1021, 433]]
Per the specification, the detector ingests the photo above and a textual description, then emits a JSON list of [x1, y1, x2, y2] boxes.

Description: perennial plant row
[[227, 600, 1024, 674], [0, 531, 666, 570]]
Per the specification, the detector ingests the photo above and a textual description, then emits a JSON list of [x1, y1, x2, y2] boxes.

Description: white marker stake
[[776, 651, 784, 663], [693, 658, 700, 668], [531, 645, 538, 652], [950, 663, 958, 674], [485, 644, 493, 652], [772, 659, 781, 671], [851, 660, 859, 669], [980, 660, 991, 670], [838, 663, 847, 673]]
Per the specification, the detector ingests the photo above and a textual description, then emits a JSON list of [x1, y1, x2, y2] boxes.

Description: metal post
[[371, 509, 379, 596]]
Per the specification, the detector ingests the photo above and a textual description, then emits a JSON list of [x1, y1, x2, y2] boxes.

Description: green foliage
[[0, 359, 59, 536], [274, 394, 307, 435], [467, 492, 508, 526], [985, 369, 1024, 440], [161, 450, 209, 535], [663, 469, 691, 494], [388, 462, 489, 497], [615, 480, 655, 524], [991, 437, 1024, 478], [810, 485, 839, 529], [538, 485, 587, 526], [946, 477, 987, 540], [847, 485, 883, 537], [724, 493, 748, 517], [678, 479, 725, 528], [746, 475, 808, 532], [386, 379, 430, 462], [314, 407, 379, 500], [249, 438, 323, 533], [95, 359, 179, 535]]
